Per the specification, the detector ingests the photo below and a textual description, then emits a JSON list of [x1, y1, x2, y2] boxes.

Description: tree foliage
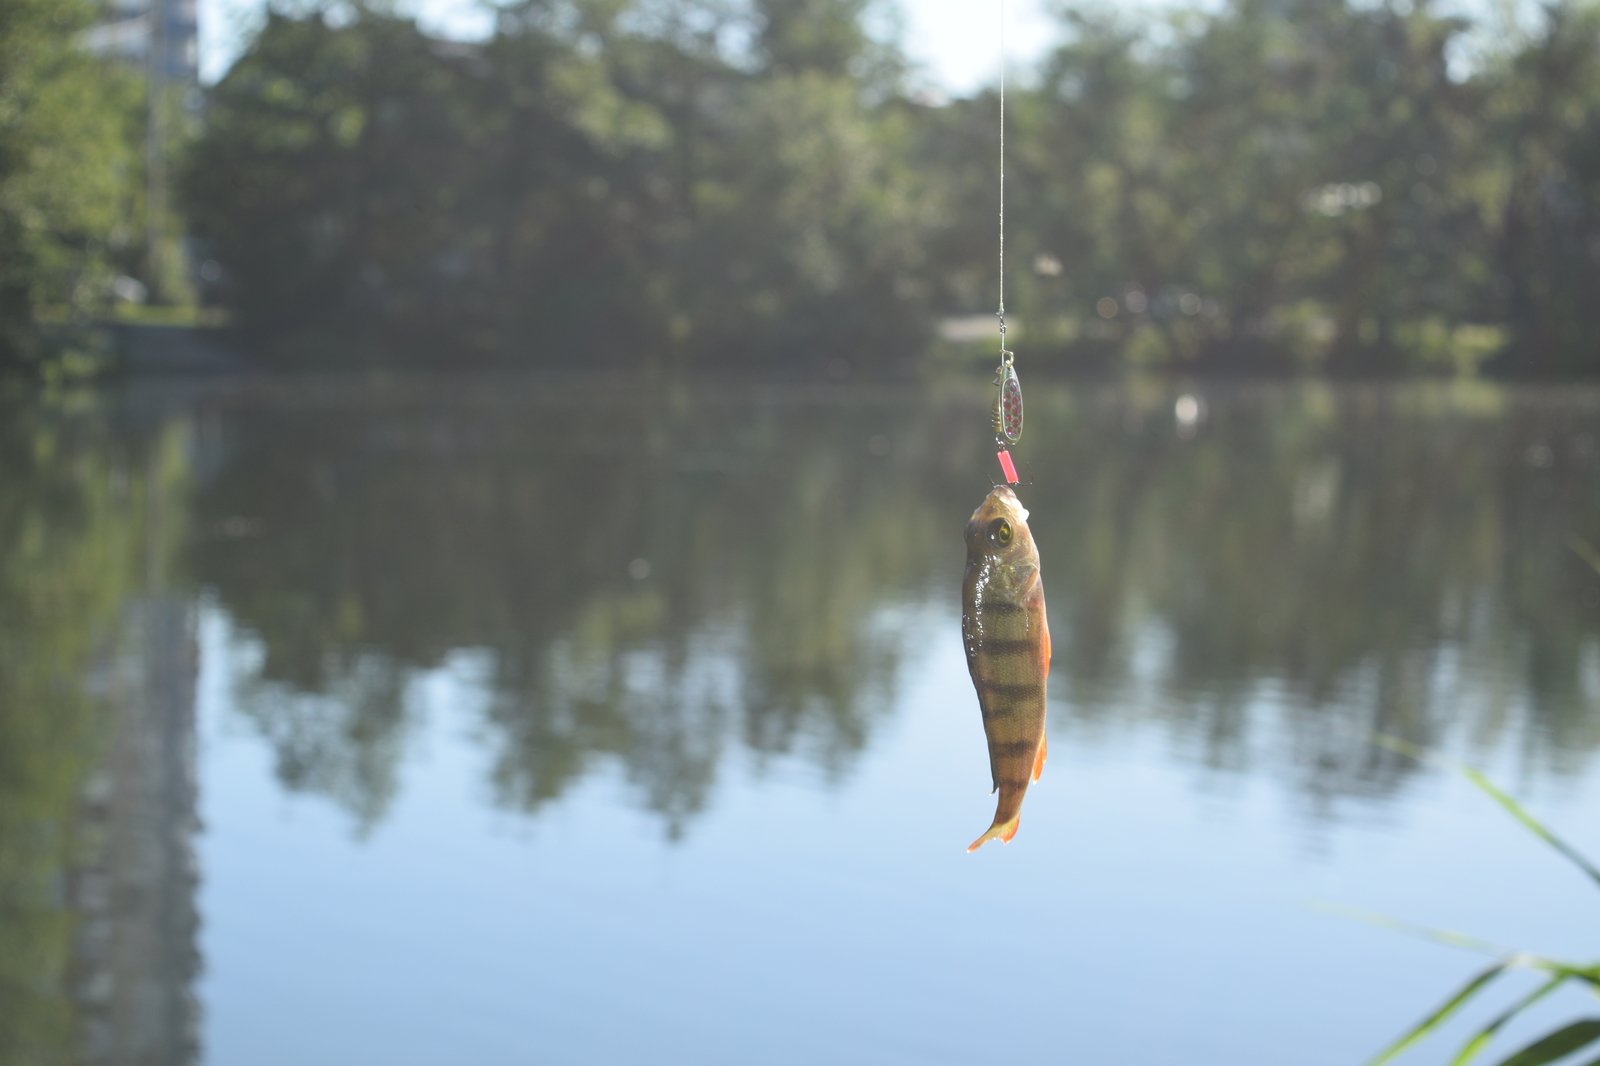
[[0, 0, 141, 373], [924, 0, 1600, 374], [156, 0, 1600, 373], [182, 0, 939, 370]]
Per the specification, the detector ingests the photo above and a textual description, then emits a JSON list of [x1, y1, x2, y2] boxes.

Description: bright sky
[[196, 0, 1059, 95]]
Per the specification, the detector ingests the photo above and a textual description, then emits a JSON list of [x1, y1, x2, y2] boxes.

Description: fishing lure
[[993, 348, 1022, 484]]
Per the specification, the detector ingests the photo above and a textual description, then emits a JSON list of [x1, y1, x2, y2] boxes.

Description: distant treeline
[[182, 0, 936, 372], [13, 0, 1600, 373]]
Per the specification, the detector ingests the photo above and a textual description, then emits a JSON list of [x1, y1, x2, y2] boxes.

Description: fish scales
[[961, 484, 1050, 852]]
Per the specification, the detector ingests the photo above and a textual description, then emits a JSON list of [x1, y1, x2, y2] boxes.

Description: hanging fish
[[962, 484, 1051, 852]]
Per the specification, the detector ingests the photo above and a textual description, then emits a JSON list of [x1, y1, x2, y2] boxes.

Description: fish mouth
[[966, 485, 1029, 538]]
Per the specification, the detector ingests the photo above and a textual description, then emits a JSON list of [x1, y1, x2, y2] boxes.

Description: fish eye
[[988, 518, 1013, 545]]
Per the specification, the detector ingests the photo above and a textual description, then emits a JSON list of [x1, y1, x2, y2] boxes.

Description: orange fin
[[1042, 621, 1051, 677], [967, 813, 1021, 852], [1032, 733, 1047, 782]]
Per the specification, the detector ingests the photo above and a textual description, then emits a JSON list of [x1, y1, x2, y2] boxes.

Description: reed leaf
[[1364, 964, 1508, 1066], [1490, 1019, 1600, 1066], [1458, 768, 1600, 893], [1447, 974, 1567, 1066], [1370, 733, 1600, 892], [1567, 534, 1600, 577], [1310, 902, 1509, 957]]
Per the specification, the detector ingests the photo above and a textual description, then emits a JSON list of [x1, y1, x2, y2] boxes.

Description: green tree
[[967, 0, 1491, 373], [181, 3, 938, 371], [1485, 2, 1600, 374], [0, 0, 140, 373]]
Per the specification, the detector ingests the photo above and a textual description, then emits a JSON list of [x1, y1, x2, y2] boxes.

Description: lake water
[[5, 375, 1600, 1066]]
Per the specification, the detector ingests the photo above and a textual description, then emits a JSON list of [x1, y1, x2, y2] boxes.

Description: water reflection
[[1032, 384, 1600, 804], [0, 395, 196, 1066], [183, 380, 1600, 834], [161, 379, 1600, 842], [193, 380, 960, 835], [6, 377, 1600, 1060]]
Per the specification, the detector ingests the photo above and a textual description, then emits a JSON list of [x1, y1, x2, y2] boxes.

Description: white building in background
[[83, 0, 200, 85]]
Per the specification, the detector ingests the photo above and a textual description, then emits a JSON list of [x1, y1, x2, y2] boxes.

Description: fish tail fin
[[966, 813, 1021, 852], [1032, 734, 1047, 782]]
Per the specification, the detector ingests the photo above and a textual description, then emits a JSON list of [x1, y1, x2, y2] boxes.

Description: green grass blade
[[1568, 534, 1600, 577], [1365, 964, 1508, 1066], [1370, 733, 1600, 893], [1460, 767, 1600, 893], [1522, 960, 1600, 984], [1371, 733, 1430, 762], [1447, 974, 1568, 1066], [1490, 1019, 1600, 1066], [1309, 901, 1510, 957]]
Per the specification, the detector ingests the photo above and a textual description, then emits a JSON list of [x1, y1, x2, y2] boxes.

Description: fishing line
[[993, 0, 1023, 485]]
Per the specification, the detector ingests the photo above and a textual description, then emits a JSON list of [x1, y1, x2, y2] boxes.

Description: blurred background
[[8, 2, 1600, 1065], [14, 0, 1600, 376]]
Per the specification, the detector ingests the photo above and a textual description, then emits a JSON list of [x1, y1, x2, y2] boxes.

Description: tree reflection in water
[[1033, 383, 1600, 808], [192, 379, 1600, 836], [7, 377, 1595, 1063], [0, 395, 196, 1066], [194, 380, 954, 835]]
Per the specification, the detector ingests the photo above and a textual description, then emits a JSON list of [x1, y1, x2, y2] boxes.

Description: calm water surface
[[6, 376, 1600, 1065]]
